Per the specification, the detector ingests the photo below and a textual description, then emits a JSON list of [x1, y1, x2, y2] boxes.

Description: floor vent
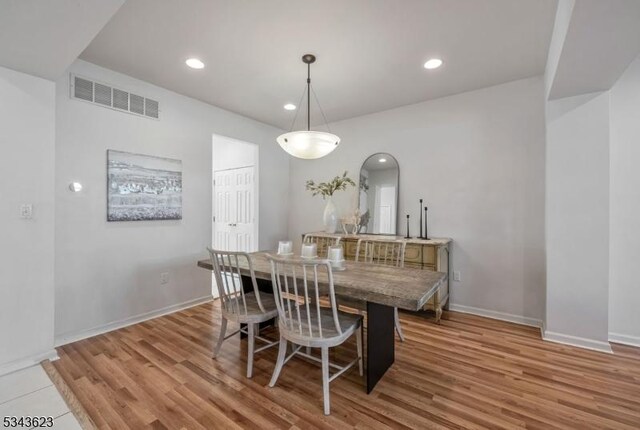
[[70, 74, 160, 120]]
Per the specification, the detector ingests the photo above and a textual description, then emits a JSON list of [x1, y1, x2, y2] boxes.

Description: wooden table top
[[197, 251, 446, 311]]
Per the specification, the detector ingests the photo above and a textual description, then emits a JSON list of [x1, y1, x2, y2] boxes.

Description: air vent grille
[[74, 77, 93, 102], [112, 88, 129, 110], [70, 74, 159, 120], [130, 94, 144, 115], [145, 98, 159, 119], [94, 82, 112, 106]]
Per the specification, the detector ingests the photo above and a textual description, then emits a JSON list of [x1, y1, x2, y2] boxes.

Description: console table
[[303, 233, 452, 322]]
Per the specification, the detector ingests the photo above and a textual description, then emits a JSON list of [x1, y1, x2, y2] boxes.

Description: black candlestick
[[424, 207, 430, 240], [405, 214, 411, 239], [419, 199, 423, 239]]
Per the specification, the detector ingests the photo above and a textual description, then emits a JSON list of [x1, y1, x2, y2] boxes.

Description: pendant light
[[277, 54, 340, 159]]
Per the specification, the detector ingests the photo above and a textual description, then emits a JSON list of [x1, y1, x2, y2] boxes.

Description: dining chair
[[207, 248, 279, 378], [354, 238, 407, 341], [302, 233, 341, 258], [266, 254, 363, 415]]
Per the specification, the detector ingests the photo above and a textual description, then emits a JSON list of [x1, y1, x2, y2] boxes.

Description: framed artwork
[[107, 150, 182, 221]]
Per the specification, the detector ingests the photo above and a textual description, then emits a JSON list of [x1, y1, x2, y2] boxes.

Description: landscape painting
[[107, 150, 182, 221]]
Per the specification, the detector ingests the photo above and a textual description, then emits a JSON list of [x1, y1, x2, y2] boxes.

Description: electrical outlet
[[453, 271, 461, 282], [160, 272, 170, 285], [20, 204, 33, 219]]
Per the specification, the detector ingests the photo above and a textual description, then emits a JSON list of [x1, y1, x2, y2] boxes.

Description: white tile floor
[[0, 365, 82, 429]]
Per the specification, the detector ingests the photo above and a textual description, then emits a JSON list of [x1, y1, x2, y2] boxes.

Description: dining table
[[197, 251, 447, 393]]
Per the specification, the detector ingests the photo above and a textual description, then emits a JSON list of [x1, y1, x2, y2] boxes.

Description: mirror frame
[[358, 152, 400, 235]]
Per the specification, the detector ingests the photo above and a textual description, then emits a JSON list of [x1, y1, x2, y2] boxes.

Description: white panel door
[[233, 167, 256, 252], [213, 166, 257, 252], [214, 170, 235, 251], [378, 186, 396, 234], [212, 166, 257, 298]]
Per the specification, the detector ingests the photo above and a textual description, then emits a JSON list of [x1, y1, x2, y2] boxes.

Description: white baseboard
[[55, 295, 213, 347], [609, 332, 640, 348], [0, 349, 59, 377], [542, 330, 613, 354], [448, 303, 542, 328], [447, 304, 617, 354]]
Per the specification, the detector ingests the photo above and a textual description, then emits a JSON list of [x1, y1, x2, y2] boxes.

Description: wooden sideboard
[[303, 232, 452, 322]]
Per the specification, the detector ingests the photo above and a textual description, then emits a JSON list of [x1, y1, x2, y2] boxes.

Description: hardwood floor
[[53, 301, 640, 429]]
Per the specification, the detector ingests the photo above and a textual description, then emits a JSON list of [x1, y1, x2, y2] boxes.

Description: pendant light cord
[[307, 62, 311, 131], [310, 84, 333, 134], [288, 85, 307, 132], [286, 55, 333, 134]]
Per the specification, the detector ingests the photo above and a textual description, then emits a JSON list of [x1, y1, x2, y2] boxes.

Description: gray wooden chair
[[266, 254, 363, 415], [302, 233, 341, 258], [207, 248, 278, 378], [355, 238, 407, 341]]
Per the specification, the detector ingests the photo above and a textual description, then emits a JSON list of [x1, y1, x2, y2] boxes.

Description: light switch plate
[[20, 204, 33, 219], [453, 271, 461, 282], [160, 272, 169, 285]]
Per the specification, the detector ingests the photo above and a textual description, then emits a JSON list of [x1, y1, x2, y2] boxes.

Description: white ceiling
[[549, 0, 640, 100], [0, 0, 125, 80], [80, 0, 557, 129]]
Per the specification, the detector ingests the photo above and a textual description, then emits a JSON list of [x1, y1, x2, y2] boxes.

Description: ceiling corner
[[0, 0, 125, 81]]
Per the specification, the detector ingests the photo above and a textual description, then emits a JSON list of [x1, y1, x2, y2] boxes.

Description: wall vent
[[145, 98, 159, 118], [94, 82, 112, 106], [70, 74, 160, 120]]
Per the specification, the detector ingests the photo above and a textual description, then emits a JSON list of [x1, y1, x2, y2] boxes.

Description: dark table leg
[[366, 301, 395, 393], [239, 275, 275, 338]]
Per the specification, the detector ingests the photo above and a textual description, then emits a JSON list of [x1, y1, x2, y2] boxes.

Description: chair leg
[[394, 308, 405, 342], [321, 346, 330, 415], [247, 323, 255, 378], [213, 317, 227, 358], [269, 335, 287, 387], [356, 323, 363, 376]]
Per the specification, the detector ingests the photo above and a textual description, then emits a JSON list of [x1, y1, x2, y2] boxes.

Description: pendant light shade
[[276, 131, 340, 160], [277, 54, 340, 159]]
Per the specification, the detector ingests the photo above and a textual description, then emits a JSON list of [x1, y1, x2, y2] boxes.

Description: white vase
[[323, 197, 338, 233]]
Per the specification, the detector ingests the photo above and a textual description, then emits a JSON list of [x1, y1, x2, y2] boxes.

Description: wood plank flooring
[[53, 301, 640, 429]]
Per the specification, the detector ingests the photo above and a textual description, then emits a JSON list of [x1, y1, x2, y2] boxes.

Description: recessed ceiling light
[[185, 58, 205, 69], [284, 103, 296, 110], [423, 58, 443, 70], [379, 158, 387, 163]]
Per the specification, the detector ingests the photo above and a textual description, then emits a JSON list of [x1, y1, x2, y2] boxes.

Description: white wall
[[54, 60, 288, 343], [288, 77, 546, 324], [545, 91, 611, 351], [0, 66, 56, 375], [609, 55, 640, 347], [213, 135, 257, 172]]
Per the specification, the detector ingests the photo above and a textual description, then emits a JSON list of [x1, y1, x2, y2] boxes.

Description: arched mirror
[[358, 153, 399, 235]]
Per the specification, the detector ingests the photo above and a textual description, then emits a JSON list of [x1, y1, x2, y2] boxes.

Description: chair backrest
[[207, 248, 265, 316], [303, 234, 341, 258], [266, 255, 342, 340], [355, 239, 406, 268]]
